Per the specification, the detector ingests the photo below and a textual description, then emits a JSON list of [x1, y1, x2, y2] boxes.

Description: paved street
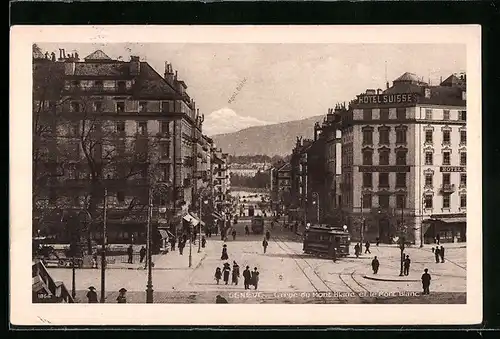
[[48, 218, 466, 304]]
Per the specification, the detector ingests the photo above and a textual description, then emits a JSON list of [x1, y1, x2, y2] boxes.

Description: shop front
[[424, 215, 466, 243]]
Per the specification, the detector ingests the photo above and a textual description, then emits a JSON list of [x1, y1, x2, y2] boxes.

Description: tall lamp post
[[198, 196, 208, 253], [360, 195, 365, 245], [100, 188, 108, 303], [189, 220, 193, 268], [312, 192, 319, 224]]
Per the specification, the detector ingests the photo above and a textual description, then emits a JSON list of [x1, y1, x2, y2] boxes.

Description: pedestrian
[[232, 229, 237, 241], [86, 286, 98, 303], [365, 241, 371, 254], [371, 256, 380, 274], [376, 237, 380, 247], [434, 247, 440, 263], [245, 225, 250, 236], [271, 221, 275, 230], [328, 243, 337, 263], [92, 250, 98, 269], [222, 262, 231, 285], [431, 247, 435, 253], [440, 245, 445, 263], [171, 236, 176, 251], [265, 230, 271, 241], [262, 238, 269, 254], [232, 261, 240, 285], [403, 255, 411, 276], [214, 267, 222, 284], [243, 266, 251, 290], [421, 268, 431, 295], [215, 295, 228, 304], [179, 240, 185, 255], [117, 288, 127, 303], [201, 235, 206, 248], [354, 243, 360, 258], [251, 267, 260, 290], [139, 246, 146, 263], [221, 244, 229, 260], [127, 245, 133, 264], [436, 234, 441, 245]]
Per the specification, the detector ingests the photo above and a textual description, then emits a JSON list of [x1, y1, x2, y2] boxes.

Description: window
[[459, 110, 467, 121], [425, 173, 433, 187], [443, 130, 451, 144], [139, 101, 148, 113], [396, 194, 406, 209], [161, 164, 170, 182], [396, 150, 407, 165], [71, 80, 80, 87], [362, 173, 372, 188], [117, 191, 125, 203], [460, 152, 467, 166], [460, 173, 467, 187], [363, 150, 373, 165], [116, 101, 125, 113], [160, 142, 170, 158], [379, 173, 389, 188], [116, 121, 125, 133], [138, 122, 147, 135], [116, 143, 125, 155], [425, 109, 433, 120], [443, 109, 450, 120], [442, 151, 451, 165], [70, 121, 79, 136], [460, 194, 467, 208], [460, 130, 466, 145], [363, 130, 373, 145], [379, 150, 390, 165], [140, 166, 148, 178], [396, 128, 407, 144], [379, 108, 389, 120], [363, 109, 372, 120], [71, 102, 81, 112], [160, 121, 170, 135], [94, 101, 103, 112], [425, 151, 433, 165], [95, 80, 103, 89], [379, 195, 390, 209], [424, 195, 433, 209], [117, 81, 126, 91], [396, 107, 406, 120], [396, 173, 406, 188], [442, 173, 450, 185], [362, 194, 372, 208], [161, 101, 174, 113], [425, 130, 433, 143], [442, 194, 450, 209], [379, 128, 390, 144]]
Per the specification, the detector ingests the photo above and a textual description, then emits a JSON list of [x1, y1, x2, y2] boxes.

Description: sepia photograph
[[10, 25, 482, 325]]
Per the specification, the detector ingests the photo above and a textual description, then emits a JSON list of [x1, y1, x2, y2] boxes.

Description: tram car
[[303, 224, 350, 258], [251, 215, 265, 234]]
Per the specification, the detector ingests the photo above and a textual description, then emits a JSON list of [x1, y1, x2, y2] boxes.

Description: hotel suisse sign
[[359, 166, 410, 173], [440, 166, 466, 172], [356, 93, 418, 106]]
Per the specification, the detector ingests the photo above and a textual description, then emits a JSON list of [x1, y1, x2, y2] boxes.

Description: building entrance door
[[378, 218, 390, 243]]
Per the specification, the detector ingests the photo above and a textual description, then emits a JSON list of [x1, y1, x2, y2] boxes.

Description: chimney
[[51, 52, 56, 62], [376, 88, 383, 94], [175, 71, 178, 80], [62, 49, 66, 59], [366, 89, 376, 95], [58, 49, 63, 60], [440, 76, 443, 84], [386, 81, 389, 90], [130, 56, 140, 76]]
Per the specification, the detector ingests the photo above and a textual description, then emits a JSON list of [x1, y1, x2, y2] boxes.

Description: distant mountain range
[[211, 115, 324, 156]]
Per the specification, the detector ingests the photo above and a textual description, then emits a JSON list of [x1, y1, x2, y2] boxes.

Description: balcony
[[440, 184, 456, 193]]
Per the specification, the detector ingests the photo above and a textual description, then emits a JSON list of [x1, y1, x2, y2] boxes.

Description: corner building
[[341, 72, 467, 244]]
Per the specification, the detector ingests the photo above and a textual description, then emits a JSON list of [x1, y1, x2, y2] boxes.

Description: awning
[[189, 213, 206, 227], [158, 229, 169, 239], [435, 217, 467, 224], [212, 212, 223, 220], [183, 214, 199, 226]]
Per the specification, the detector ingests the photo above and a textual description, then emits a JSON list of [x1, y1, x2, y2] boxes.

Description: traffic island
[[362, 274, 420, 282]]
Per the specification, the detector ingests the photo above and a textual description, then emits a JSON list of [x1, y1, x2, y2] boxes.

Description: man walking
[[251, 267, 260, 290], [139, 246, 146, 263], [439, 245, 445, 263], [434, 246, 440, 263], [243, 266, 251, 290], [365, 241, 371, 254], [421, 268, 431, 295], [371, 256, 380, 274], [127, 245, 133, 264], [262, 238, 269, 254], [403, 255, 411, 276]]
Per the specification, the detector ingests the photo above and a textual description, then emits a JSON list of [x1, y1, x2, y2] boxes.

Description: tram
[[303, 224, 350, 258], [251, 215, 265, 234]]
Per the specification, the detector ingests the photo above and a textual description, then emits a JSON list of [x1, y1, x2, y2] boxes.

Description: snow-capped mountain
[[203, 108, 270, 136]]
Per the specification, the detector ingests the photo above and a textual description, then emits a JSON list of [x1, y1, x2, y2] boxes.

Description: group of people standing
[[432, 246, 446, 263], [214, 261, 260, 290], [354, 241, 371, 258]]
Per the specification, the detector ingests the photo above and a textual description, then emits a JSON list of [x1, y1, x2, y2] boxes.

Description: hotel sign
[[357, 93, 418, 105], [440, 166, 466, 172], [359, 166, 410, 172]]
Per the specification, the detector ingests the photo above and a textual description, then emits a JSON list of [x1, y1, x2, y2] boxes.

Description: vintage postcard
[[10, 25, 482, 326]]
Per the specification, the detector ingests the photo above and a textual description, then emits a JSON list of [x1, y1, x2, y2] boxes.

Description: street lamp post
[[100, 188, 108, 303], [360, 195, 364, 245], [198, 196, 202, 253], [189, 221, 193, 268], [146, 188, 154, 303], [312, 192, 319, 224]]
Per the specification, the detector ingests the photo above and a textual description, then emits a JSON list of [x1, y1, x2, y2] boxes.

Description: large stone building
[[32, 46, 221, 246], [340, 72, 467, 244]]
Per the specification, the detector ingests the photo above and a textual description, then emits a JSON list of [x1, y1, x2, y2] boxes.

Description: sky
[[37, 43, 466, 135]]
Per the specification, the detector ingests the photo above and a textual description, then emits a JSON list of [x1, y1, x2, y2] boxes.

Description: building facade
[[340, 72, 467, 244], [33, 46, 222, 246]]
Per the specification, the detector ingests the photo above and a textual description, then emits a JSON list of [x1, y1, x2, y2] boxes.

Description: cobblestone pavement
[[48, 218, 466, 304]]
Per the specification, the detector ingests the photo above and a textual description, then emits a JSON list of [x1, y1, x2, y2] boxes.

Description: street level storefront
[[423, 214, 466, 243]]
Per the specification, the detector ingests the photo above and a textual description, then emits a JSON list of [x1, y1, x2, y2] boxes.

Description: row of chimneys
[[58, 49, 79, 61]]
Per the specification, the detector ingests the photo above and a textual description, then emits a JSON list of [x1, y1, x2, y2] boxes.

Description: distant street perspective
[[32, 43, 467, 304]]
